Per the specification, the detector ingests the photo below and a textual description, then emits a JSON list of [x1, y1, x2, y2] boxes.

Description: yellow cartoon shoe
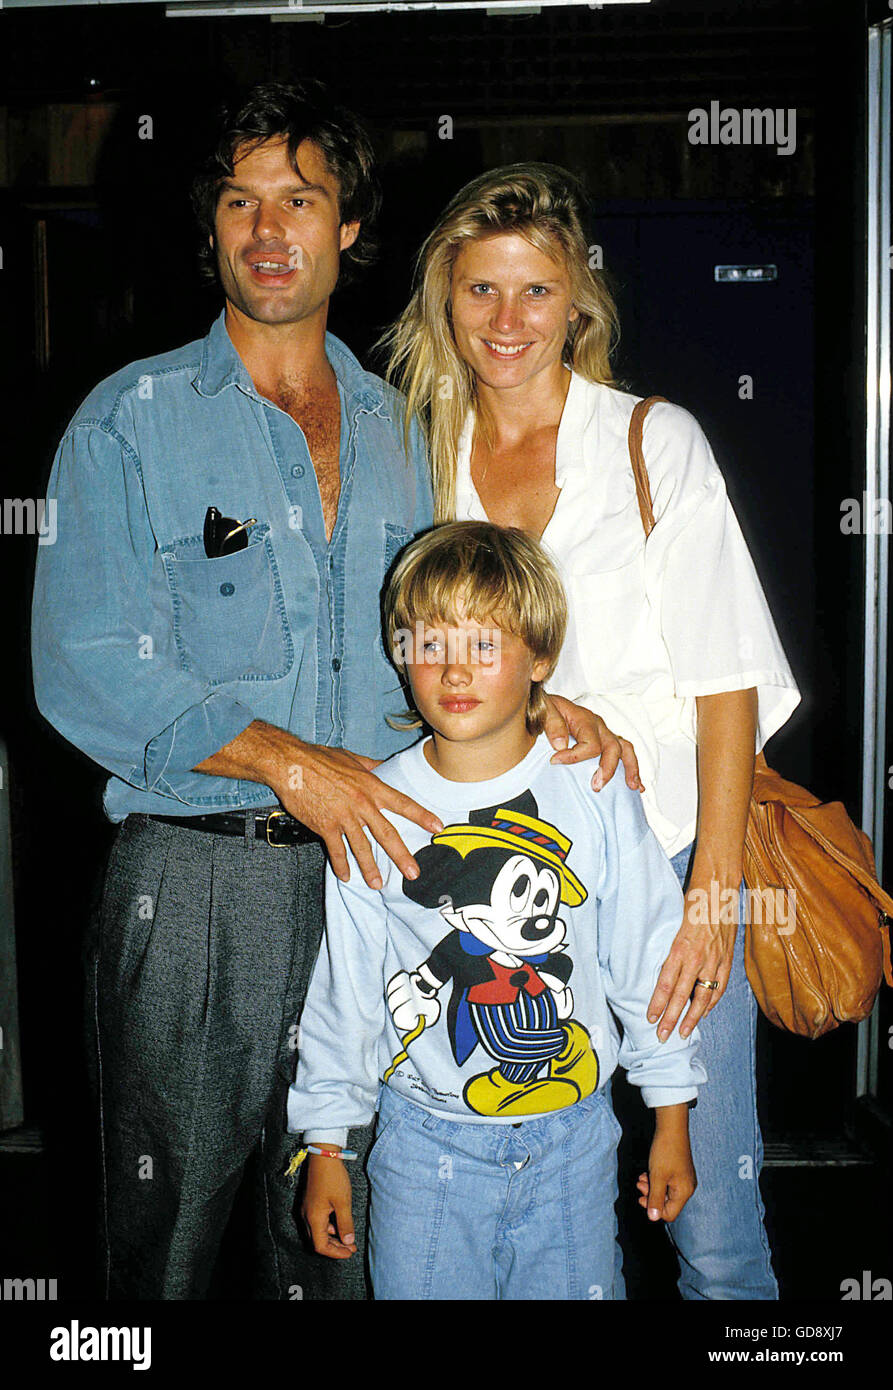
[[464, 1067, 580, 1117], [548, 1022, 599, 1097]]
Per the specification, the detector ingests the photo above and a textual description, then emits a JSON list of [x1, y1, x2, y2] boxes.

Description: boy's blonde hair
[[383, 521, 568, 734], [382, 162, 619, 521]]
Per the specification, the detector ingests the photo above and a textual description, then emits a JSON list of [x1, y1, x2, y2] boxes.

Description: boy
[[287, 521, 705, 1299]]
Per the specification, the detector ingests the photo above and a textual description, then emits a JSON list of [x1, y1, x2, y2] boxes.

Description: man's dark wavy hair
[[190, 79, 380, 286]]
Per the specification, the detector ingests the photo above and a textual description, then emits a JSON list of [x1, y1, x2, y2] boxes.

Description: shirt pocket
[[383, 521, 413, 575], [162, 523, 294, 685], [566, 557, 648, 690], [379, 522, 414, 661]]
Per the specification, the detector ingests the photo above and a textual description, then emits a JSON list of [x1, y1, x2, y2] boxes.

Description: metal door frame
[[858, 18, 892, 1104]]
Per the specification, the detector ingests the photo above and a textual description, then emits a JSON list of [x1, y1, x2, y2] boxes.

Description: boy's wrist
[[307, 1150, 346, 1169], [652, 1102, 691, 1133], [304, 1127, 350, 1149]]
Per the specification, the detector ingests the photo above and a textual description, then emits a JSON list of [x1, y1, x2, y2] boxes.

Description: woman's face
[[449, 232, 578, 395]]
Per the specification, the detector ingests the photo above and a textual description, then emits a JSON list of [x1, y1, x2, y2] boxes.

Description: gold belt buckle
[[265, 809, 290, 848]]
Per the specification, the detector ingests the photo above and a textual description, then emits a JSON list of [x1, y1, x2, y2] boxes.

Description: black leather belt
[[139, 807, 322, 849]]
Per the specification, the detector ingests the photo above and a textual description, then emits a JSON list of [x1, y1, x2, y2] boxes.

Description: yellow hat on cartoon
[[432, 808, 587, 907]]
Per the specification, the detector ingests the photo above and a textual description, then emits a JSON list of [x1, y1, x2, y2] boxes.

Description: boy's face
[[403, 609, 550, 748]]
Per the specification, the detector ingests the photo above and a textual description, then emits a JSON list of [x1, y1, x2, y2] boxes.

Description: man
[[32, 80, 635, 1300]]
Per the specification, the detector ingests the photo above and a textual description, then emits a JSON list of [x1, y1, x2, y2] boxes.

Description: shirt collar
[[192, 308, 389, 416], [554, 368, 590, 488], [456, 366, 589, 492]]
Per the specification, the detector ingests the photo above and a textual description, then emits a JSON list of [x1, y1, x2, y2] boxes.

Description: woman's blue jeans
[[368, 1082, 624, 1300], [664, 843, 778, 1300]]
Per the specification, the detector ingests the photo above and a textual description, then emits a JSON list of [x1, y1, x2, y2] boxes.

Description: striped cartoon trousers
[[469, 989, 566, 1082]]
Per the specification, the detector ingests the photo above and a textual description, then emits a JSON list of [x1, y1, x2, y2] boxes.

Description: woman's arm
[[647, 687, 757, 1039], [689, 687, 757, 889]]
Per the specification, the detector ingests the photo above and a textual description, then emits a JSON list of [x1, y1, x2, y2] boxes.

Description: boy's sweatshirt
[[288, 733, 706, 1147]]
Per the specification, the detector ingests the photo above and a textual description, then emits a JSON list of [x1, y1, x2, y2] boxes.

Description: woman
[[384, 164, 800, 1300]]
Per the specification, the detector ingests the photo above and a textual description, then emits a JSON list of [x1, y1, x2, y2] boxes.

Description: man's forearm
[[691, 688, 758, 886], [193, 720, 437, 885], [193, 718, 303, 792]]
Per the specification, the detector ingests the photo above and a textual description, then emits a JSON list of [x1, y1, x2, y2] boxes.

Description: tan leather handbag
[[628, 395, 893, 1038]]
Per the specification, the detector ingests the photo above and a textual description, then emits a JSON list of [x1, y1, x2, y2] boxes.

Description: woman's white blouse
[[454, 370, 801, 857]]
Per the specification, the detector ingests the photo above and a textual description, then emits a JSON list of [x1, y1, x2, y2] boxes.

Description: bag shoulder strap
[[628, 395, 668, 537], [783, 805, 893, 914], [766, 803, 893, 986]]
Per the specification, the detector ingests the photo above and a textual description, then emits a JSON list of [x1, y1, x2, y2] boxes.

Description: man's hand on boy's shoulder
[[300, 1152, 357, 1260], [540, 694, 644, 794], [195, 719, 444, 890], [637, 1103, 697, 1223]]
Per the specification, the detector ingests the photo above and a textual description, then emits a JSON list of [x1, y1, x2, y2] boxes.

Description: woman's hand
[[647, 868, 739, 1040], [541, 692, 644, 793], [301, 1154, 356, 1260]]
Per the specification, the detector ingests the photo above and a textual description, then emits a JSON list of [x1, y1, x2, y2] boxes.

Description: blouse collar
[[456, 367, 591, 498]]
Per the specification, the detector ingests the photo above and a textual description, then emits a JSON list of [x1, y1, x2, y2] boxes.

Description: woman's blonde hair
[[383, 521, 568, 735], [382, 162, 619, 521]]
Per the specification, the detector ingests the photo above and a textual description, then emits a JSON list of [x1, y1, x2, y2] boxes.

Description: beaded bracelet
[[284, 1146, 358, 1179]]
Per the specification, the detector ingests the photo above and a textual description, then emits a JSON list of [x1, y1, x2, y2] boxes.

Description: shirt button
[[291, 464, 305, 478], [219, 582, 235, 597], [332, 657, 341, 672]]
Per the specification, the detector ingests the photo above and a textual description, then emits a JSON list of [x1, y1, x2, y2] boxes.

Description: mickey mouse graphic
[[386, 791, 600, 1118]]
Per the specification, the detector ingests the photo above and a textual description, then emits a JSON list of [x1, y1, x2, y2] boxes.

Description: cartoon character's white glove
[[539, 975, 574, 1019], [387, 969, 441, 1033]]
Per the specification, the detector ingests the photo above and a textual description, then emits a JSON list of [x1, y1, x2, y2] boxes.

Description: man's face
[[211, 136, 359, 327]]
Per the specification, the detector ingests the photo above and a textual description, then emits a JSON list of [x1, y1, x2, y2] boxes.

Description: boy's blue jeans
[[664, 843, 778, 1300], [368, 1081, 624, 1300]]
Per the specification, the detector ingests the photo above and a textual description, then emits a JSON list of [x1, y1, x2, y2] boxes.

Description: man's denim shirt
[[32, 310, 433, 822]]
